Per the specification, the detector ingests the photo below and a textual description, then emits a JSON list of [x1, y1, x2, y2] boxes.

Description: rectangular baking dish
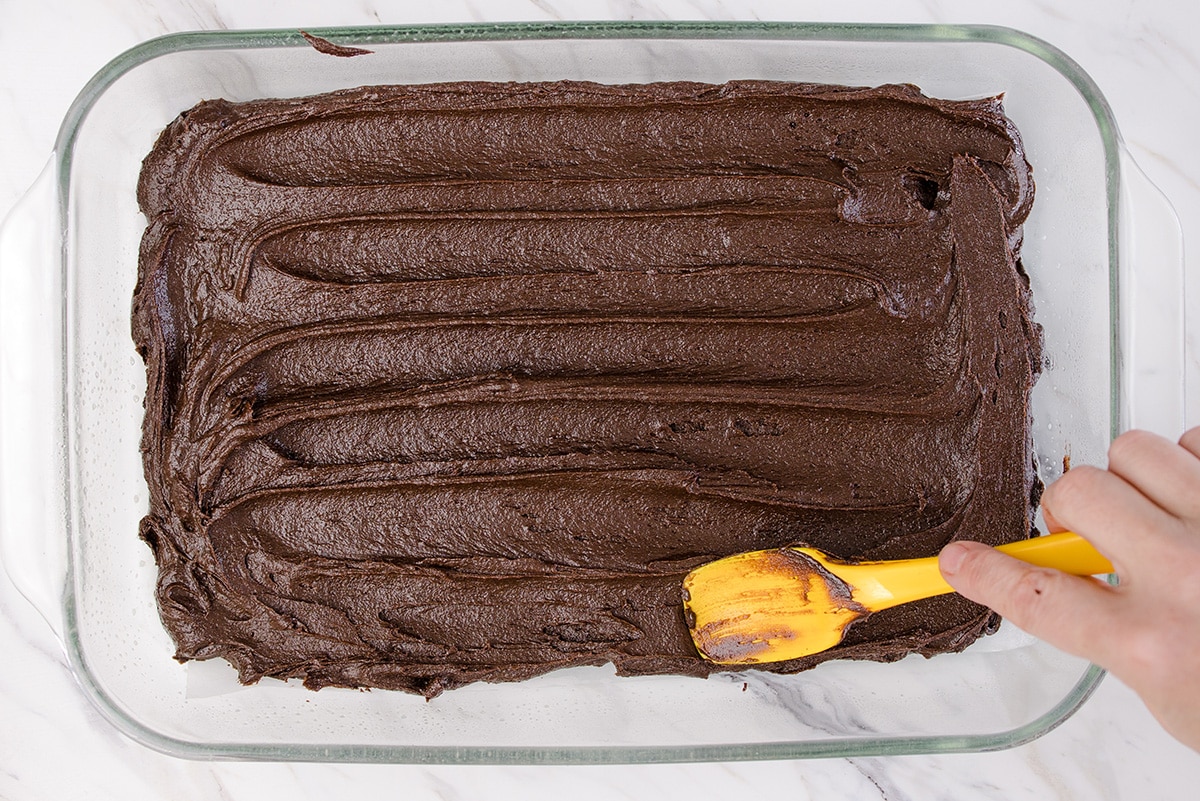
[[0, 21, 1185, 763]]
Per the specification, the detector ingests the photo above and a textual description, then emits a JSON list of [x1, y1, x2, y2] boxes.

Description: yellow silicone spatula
[[681, 531, 1113, 665]]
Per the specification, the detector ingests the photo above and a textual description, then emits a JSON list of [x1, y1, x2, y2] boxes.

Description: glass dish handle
[[0, 160, 67, 640], [1120, 148, 1187, 436]]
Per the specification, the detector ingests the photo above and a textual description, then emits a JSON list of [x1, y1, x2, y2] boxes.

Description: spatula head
[[682, 547, 870, 665]]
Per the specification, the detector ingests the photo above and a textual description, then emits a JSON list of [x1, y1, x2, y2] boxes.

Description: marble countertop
[[3, 0, 1199, 798]]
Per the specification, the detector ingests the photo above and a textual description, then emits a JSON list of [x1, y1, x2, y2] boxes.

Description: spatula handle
[[847, 531, 1113, 610], [995, 531, 1114, 576]]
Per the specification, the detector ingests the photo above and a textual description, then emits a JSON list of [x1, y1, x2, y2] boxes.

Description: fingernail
[[939, 542, 969, 575]]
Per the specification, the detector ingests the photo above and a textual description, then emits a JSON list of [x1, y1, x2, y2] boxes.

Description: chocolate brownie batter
[[133, 80, 1041, 697]]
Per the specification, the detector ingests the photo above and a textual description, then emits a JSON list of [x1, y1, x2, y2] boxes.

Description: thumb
[[938, 540, 1122, 667]]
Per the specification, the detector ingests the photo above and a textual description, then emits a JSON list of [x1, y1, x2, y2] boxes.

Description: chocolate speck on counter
[[300, 31, 374, 58]]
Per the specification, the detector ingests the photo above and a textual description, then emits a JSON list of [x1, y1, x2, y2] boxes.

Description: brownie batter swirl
[[133, 80, 1041, 697]]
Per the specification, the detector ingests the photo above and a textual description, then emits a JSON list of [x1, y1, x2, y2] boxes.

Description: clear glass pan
[[0, 21, 1185, 763]]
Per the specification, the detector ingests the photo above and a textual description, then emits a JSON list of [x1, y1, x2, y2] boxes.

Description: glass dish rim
[[55, 20, 1119, 764]]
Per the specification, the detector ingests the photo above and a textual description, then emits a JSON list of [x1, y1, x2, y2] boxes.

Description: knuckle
[[1157, 533, 1200, 599], [1179, 425, 1200, 455], [1044, 465, 1105, 515], [1002, 567, 1061, 624], [1120, 627, 1175, 682], [1107, 429, 1159, 469]]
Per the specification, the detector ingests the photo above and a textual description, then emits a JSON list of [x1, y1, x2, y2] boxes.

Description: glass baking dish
[[0, 21, 1185, 763]]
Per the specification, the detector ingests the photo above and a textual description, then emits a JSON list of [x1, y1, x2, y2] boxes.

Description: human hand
[[938, 427, 1200, 753]]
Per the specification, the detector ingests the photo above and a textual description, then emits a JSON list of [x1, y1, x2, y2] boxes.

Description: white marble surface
[[3, 0, 1200, 798]]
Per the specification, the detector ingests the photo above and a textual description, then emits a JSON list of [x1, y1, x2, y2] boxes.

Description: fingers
[[939, 541, 1123, 667], [1040, 464, 1180, 571], [1042, 503, 1068, 534], [1178, 425, 1200, 461], [1106, 429, 1200, 521]]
